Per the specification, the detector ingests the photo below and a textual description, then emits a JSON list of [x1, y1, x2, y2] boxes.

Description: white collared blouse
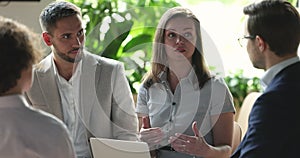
[[136, 70, 235, 147]]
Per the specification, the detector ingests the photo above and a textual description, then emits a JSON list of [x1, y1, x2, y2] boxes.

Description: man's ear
[[255, 35, 266, 52], [42, 32, 52, 46]]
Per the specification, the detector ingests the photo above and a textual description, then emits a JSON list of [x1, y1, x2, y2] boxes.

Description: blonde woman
[[136, 7, 235, 158]]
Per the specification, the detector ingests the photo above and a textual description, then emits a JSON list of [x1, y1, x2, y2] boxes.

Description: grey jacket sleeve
[[110, 62, 138, 140]]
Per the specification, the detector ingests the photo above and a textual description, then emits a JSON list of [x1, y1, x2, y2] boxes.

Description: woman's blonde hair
[[143, 7, 211, 89]]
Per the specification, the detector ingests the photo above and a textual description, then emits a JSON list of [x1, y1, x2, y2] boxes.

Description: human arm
[[138, 115, 164, 150], [138, 115, 163, 158], [237, 89, 299, 158], [136, 84, 164, 154], [111, 63, 138, 140]]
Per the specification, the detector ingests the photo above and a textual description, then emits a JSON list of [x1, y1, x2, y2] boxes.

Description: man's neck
[[54, 59, 77, 81], [265, 52, 298, 70]]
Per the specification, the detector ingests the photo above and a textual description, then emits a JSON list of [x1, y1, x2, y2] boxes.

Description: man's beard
[[55, 48, 83, 63]]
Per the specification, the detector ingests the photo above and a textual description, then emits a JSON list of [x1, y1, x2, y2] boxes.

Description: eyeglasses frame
[[238, 35, 255, 47]]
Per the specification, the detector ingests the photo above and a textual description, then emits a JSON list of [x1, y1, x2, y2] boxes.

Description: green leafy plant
[[287, 0, 299, 6], [224, 69, 262, 107], [67, 0, 180, 94]]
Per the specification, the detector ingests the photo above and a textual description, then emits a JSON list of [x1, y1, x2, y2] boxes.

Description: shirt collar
[[261, 56, 299, 90], [52, 54, 82, 83], [158, 67, 199, 89]]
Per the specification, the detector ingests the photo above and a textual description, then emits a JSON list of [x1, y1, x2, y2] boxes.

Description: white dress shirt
[[0, 95, 75, 158], [26, 51, 138, 156], [53, 58, 91, 158]]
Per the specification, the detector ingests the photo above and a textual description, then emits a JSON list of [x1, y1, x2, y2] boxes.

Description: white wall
[[0, 0, 54, 53], [0, 0, 53, 33]]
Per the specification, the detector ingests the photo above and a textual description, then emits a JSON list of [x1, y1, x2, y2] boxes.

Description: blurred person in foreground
[[0, 15, 75, 158]]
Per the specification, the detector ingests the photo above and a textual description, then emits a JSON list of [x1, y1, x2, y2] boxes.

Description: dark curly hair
[[0, 16, 43, 95]]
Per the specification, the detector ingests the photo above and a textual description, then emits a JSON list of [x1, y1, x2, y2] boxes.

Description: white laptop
[[90, 138, 151, 158]]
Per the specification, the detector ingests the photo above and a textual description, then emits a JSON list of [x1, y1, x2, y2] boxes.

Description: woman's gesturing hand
[[138, 116, 164, 150], [169, 121, 211, 157]]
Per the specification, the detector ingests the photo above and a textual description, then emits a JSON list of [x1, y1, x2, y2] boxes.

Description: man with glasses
[[232, 0, 300, 157], [237, 35, 254, 48]]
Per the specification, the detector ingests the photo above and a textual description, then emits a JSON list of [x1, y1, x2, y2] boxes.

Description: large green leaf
[[123, 34, 153, 52], [67, 0, 180, 94], [101, 20, 134, 59]]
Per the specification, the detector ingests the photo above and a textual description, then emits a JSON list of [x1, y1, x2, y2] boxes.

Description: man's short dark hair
[[244, 0, 300, 56], [40, 1, 81, 34]]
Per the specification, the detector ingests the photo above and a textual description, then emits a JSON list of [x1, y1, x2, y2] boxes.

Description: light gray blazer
[[26, 51, 138, 141]]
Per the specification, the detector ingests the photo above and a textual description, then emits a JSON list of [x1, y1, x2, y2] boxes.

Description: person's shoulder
[[27, 106, 68, 132], [207, 76, 227, 87], [269, 61, 300, 89], [24, 107, 73, 152], [281, 61, 300, 76], [33, 54, 52, 72]]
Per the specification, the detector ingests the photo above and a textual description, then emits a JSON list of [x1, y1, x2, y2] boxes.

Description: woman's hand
[[138, 117, 164, 150], [169, 121, 211, 157]]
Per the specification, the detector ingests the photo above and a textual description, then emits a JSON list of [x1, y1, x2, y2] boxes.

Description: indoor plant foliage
[[67, 0, 179, 94], [67, 0, 270, 104], [224, 69, 262, 108]]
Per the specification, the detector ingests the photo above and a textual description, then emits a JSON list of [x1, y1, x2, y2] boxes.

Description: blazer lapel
[[38, 55, 63, 120], [78, 52, 99, 128]]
